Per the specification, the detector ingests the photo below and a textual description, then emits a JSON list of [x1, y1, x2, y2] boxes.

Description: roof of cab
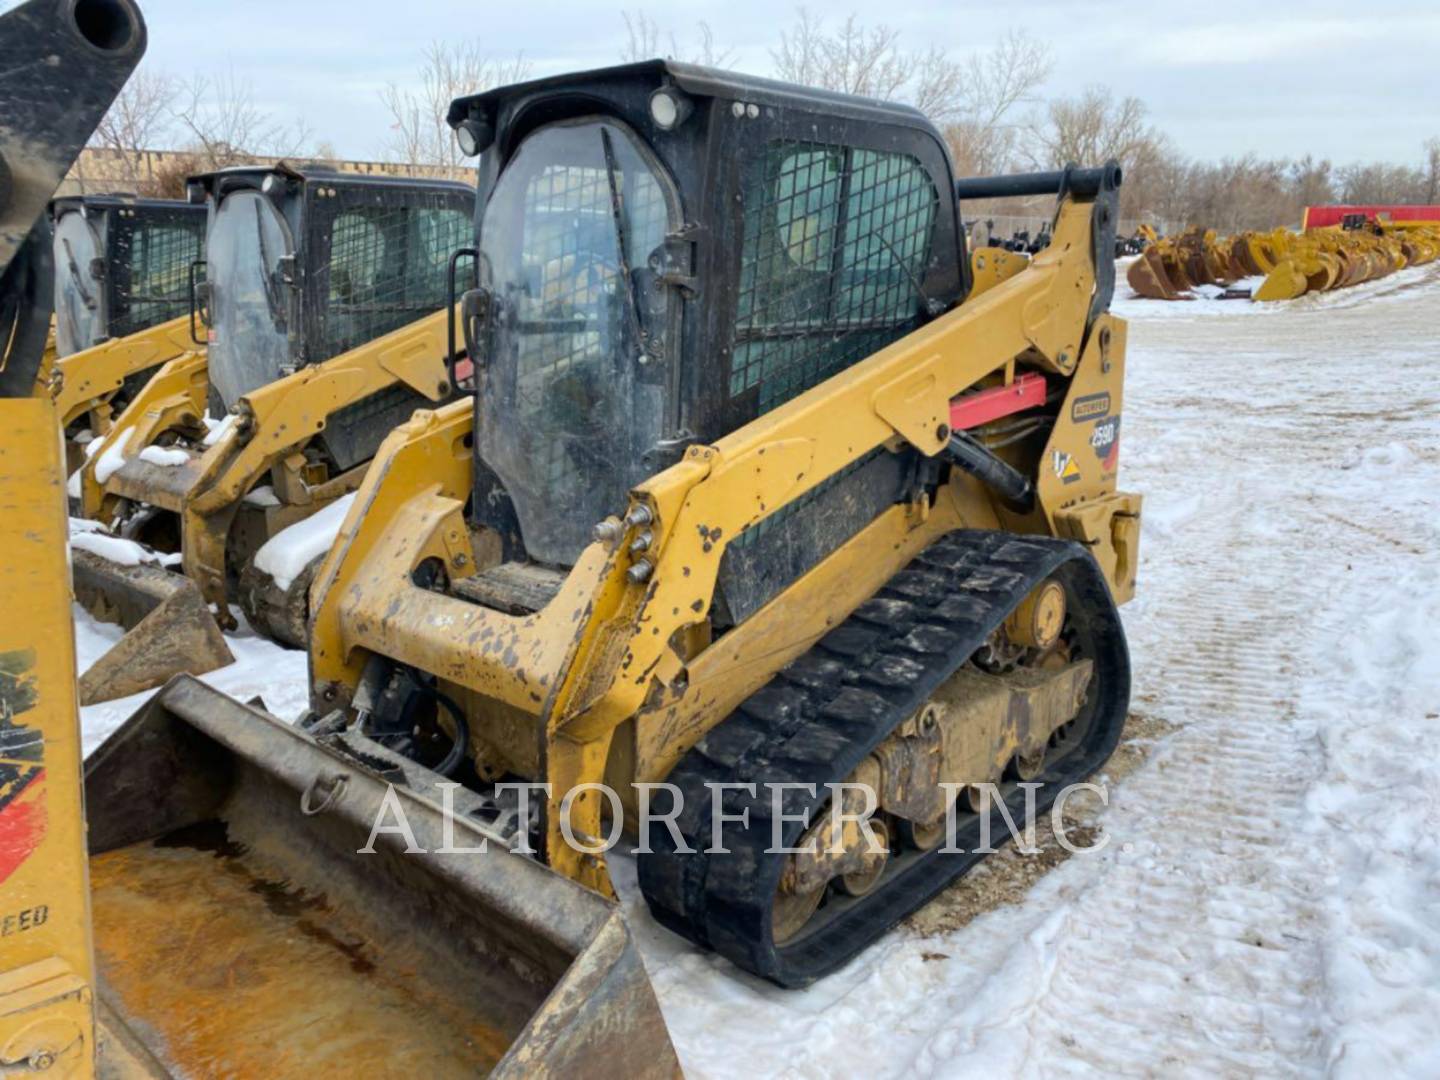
[[446, 58, 936, 143], [188, 162, 473, 197]]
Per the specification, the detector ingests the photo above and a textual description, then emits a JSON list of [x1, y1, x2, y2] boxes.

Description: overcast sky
[[45, 0, 1440, 166]]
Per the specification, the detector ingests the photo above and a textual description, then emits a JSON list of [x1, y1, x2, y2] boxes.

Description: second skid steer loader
[[69, 166, 474, 702], [86, 61, 1142, 1066], [42, 194, 207, 457]]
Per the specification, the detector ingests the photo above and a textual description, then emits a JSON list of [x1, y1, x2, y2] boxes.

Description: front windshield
[[207, 190, 291, 411], [52, 211, 103, 356], [478, 118, 675, 566]]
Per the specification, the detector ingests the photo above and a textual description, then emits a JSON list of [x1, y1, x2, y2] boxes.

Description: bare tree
[[620, 10, 663, 62], [768, 11, 1043, 176], [380, 42, 530, 169], [1423, 137, 1440, 204], [1290, 155, 1335, 211], [88, 66, 179, 193], [173, 67, 310, 173], [1336, 160, 1425, 204], [772, 10, 908, 100], [941, 30, 1051, 176], [1026, 86, 1155, 170], [619, 10, 733, 66]]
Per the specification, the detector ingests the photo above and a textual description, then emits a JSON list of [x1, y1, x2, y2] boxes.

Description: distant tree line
[[89, 8, 1440, 232], [618, 8, 1440, 232]]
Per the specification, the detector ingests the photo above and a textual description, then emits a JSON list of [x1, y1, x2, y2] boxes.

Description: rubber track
[[638, 528, 1131, 987]]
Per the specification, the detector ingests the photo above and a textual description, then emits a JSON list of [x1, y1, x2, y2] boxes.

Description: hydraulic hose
[[400, 673, 470, 778]]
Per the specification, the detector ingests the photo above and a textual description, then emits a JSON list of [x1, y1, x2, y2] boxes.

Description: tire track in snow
[[919, 282, 1440, 1075], [963, 511, 1334, 1076]]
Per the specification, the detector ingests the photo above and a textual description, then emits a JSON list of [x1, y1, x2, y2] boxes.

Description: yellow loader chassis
[[309, 193, 1141, 898], [0, 400, 95, 1076]]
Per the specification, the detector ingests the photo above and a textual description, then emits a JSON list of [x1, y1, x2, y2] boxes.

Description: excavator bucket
[[1126, 245, 1185, 299], [83, 677, 679, 1078], [1254, 258, 1310, 301], [71, 550, 233, 704]]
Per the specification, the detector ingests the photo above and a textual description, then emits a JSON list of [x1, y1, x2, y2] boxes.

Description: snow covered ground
[[73, 265, 1440, 1077]]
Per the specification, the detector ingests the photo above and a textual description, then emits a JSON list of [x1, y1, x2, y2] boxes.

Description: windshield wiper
[[60, 238, 97, 310], [598, 127, 649, 359], [253, 199, 287, 331]]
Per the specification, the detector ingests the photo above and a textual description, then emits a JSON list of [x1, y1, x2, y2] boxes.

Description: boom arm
[[48, 313, 203, 431]]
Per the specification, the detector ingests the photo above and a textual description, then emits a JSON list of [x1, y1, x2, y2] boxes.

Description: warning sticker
[[1052, 449, 1081, 485]]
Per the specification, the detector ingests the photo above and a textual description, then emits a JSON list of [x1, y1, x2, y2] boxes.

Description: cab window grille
[[320, 200, 471, 361], [729, 142, 939, 413], [110, 217, 206, 338]]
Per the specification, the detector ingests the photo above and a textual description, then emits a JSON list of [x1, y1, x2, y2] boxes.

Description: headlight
[[454, 117, 491, 158], [649, 87, 692, 131]]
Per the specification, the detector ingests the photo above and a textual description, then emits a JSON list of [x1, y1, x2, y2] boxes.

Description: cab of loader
[[49, 194, 206, 356], [193, 164, 474, 468], [452, 60, 968, 621]]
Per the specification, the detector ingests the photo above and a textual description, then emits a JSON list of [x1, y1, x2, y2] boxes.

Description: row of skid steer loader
[[0, 6, 1144, 1071], [67, 165, 475, 703]]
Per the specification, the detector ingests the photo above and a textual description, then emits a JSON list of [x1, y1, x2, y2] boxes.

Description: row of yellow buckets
[[1126, 221, 1440, 302]]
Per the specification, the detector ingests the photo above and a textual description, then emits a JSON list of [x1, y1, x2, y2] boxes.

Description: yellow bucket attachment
[[84, 677, 679, 1078], [1254, 258, 1309, 301], [72, 551, 233, 705]]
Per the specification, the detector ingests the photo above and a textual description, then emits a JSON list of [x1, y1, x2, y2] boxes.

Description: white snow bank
[[138, 445, 190, 467], [70, 529, 153, 567], [93, 432, 132, 484], [68, 517, 180, 568], [68, 429, 109, 496], [203, 413, 237, 447], [242, 485, 281, 508], [71, 531, 144, 566], [1299, 535, 1440, 1077], [252, 493, 356, 590], [74, 603, 310, 754], [1113, 260, 1440, 321]]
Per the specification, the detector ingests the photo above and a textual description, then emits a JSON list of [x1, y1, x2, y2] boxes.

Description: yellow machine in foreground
[[86, 62, 1141, 1066], [70, 167, 474, 703], [0, 0, 146, 1074]]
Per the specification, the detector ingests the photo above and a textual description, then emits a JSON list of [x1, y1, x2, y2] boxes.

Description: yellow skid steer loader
[[70, 166, 474, 703], [84, 61, 1142, 1074], [42, 194, 207, 466]]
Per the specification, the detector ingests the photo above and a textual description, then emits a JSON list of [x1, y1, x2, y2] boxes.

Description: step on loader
[[87, 60, 1143, 1067], [71, 166, 474, 703], [40, 195, 207, 468]]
